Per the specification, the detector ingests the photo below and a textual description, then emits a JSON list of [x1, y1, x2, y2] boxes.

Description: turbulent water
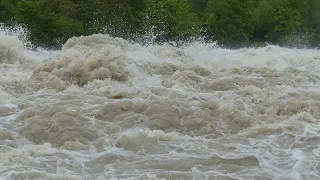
[[0, 29, 320, 180]]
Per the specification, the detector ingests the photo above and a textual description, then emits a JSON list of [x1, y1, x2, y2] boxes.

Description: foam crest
[[0, 35, 25, 64], [32, 36, 130, 91]]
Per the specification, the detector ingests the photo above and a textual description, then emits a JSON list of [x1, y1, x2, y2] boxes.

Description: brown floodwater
[[0, 30, 319, 180]]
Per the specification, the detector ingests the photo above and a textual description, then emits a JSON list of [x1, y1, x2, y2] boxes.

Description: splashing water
[[0, 29, 320, 180]]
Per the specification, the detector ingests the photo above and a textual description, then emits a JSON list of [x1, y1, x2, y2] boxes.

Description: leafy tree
[[126, 0, 146, 34], [139, 0, 200, 42], [187, 0, 208, 17], [127, 0, 146, 13], [305, 0, 320, 45], [1, 0, 320, 48], [76, 0, 134, 38], [255, 0, 308, 43], [16, 0, 83, 47], [0, 0, 17, 23], [204, 0, 256, 45], [40, 0, 77, 19]]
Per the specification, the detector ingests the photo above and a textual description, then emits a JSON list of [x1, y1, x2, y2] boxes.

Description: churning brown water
[[0, 30, 320, 180]]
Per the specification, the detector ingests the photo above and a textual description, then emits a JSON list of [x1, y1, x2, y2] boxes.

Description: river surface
[[0, 29, 320, 180]]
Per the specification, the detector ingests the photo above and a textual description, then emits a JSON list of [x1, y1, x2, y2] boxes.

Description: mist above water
[[0, 29, 320, 180]]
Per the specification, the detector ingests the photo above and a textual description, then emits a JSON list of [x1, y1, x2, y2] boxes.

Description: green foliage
[[76, 0, 134, 37], [187, 0, 208, 16], [140, 0, 200, 42], [204, 0, 256, 44], [127, 0, 146, 13], [1, 0, 320, 48], [0, 0, 16, 23], [16, 0, 83, 47], [305, 0, 320, 43], [255, 0, 308, 42]]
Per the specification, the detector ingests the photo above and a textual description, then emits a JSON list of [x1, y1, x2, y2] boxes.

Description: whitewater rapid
[[0, 29, 319, 180]]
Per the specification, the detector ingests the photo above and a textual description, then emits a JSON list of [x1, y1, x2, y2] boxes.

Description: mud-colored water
[[0, 30, 319, 180]]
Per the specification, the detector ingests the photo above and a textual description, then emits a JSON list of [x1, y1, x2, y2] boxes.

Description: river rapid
[[0, 29, 320, 180]]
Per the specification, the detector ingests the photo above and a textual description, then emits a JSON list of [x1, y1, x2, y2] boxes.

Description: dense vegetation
[[1, 0, 320, 48]]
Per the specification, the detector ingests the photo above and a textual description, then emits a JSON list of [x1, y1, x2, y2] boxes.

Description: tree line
[[1, 0, 320, 48]]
